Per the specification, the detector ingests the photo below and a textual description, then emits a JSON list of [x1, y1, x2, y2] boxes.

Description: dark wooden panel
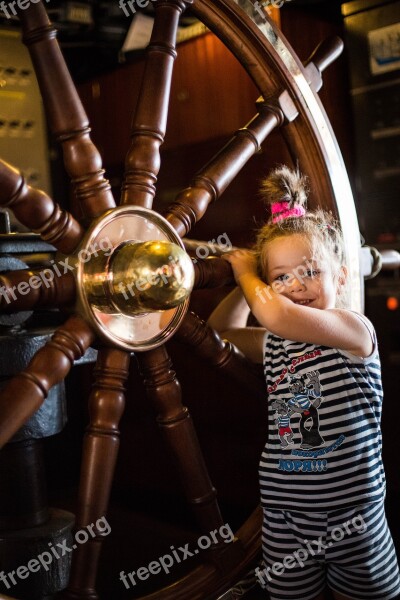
[[164, 33, 260, 149], [78, 62, 145, 169], [77, 33, 260, 163]]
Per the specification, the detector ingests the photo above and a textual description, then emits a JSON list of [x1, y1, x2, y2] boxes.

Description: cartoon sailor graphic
[[271, 370, 325, 449], [287, 370, 324, 449], [271, 398, 294, 448]]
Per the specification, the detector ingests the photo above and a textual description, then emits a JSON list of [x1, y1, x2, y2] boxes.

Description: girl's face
[[264, 234, 342, 310]]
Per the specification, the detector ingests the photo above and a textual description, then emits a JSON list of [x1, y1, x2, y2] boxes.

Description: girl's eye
[[275, 274, 290, 281], [306, 269, 320, 277]]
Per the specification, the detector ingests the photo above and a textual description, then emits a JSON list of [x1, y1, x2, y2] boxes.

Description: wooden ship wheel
[[0, 0, 366, 598]]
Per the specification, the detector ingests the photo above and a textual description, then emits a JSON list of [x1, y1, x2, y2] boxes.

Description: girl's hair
[[254, 165, 349, 308]]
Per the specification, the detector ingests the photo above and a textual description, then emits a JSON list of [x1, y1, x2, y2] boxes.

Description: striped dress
[[259, 327, 386, 511]]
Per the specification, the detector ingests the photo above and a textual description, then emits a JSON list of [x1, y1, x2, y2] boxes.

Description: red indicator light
[[387, 297, 399, 311]]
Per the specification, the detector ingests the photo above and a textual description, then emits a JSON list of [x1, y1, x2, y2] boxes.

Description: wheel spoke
[[17, 3, 115, 219], [0, 159, 84, 253], [164, 93, 297, 237], [304, 36, 345, 93], [121, 0, 188, 209], [0, 269, 75, 312], [0, 316, 94, 448], [62, 348, 130, 600], [175, 311, 265, 402], [136, 344, 225, 534], [193, 256, 235, 289]]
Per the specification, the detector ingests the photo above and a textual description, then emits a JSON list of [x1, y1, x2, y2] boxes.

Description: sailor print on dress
[[272, 370, 325, 450]]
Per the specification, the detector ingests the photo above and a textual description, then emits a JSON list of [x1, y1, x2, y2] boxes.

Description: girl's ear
[[336, 265, 348, 293]]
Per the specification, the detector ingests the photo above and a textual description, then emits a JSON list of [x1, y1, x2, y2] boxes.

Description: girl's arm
[[207, 287, 265, 363], [207, 286, 250, 330], [226, 251, 373, 358]]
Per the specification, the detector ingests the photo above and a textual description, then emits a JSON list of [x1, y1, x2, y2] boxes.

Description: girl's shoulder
[[335, 310, 378, 365]]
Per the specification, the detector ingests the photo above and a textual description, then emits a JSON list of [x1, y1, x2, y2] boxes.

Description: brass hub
[[74, 206, 194, 351]]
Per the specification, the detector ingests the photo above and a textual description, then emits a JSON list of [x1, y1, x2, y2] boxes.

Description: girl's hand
[[223, 249, 258, 284]]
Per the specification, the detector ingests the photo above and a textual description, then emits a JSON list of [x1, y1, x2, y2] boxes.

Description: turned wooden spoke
[[304, 36, 344, 93], [0, 316, 94, 448], [137, 345, 225, 534], [17, 3, 115, 220], [0, 269, 75, 312], [176, 311, 265, 402], [193, 257, 235, 289], [0, 159, 83, 253], [121, 0, 188, 209], [164, 91, 297, 237], [62, 348, 130, 600]]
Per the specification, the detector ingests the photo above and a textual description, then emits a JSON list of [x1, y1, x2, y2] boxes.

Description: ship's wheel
[[0, 0, 363, 598]]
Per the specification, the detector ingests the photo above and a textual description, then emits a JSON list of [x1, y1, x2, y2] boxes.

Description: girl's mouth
[[294, 299, 313, 306]]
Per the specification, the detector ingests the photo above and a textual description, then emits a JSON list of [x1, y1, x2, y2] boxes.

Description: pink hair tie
[[271, 201, 306, 223], [271, 201, 289, 214]]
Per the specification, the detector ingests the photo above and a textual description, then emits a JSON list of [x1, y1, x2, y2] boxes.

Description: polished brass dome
[[110, 240, 194, 315]]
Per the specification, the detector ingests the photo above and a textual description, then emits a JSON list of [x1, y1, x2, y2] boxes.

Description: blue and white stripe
[[278, 415, 290, 427], [260, 324, 386, 511], [260, 503, 400, 600]]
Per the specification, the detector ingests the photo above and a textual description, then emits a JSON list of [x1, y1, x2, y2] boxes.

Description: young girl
[[208, 166, 400, 600]]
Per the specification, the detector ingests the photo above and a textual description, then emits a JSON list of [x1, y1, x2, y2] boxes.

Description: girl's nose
[[290, 277, 306, 292]]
